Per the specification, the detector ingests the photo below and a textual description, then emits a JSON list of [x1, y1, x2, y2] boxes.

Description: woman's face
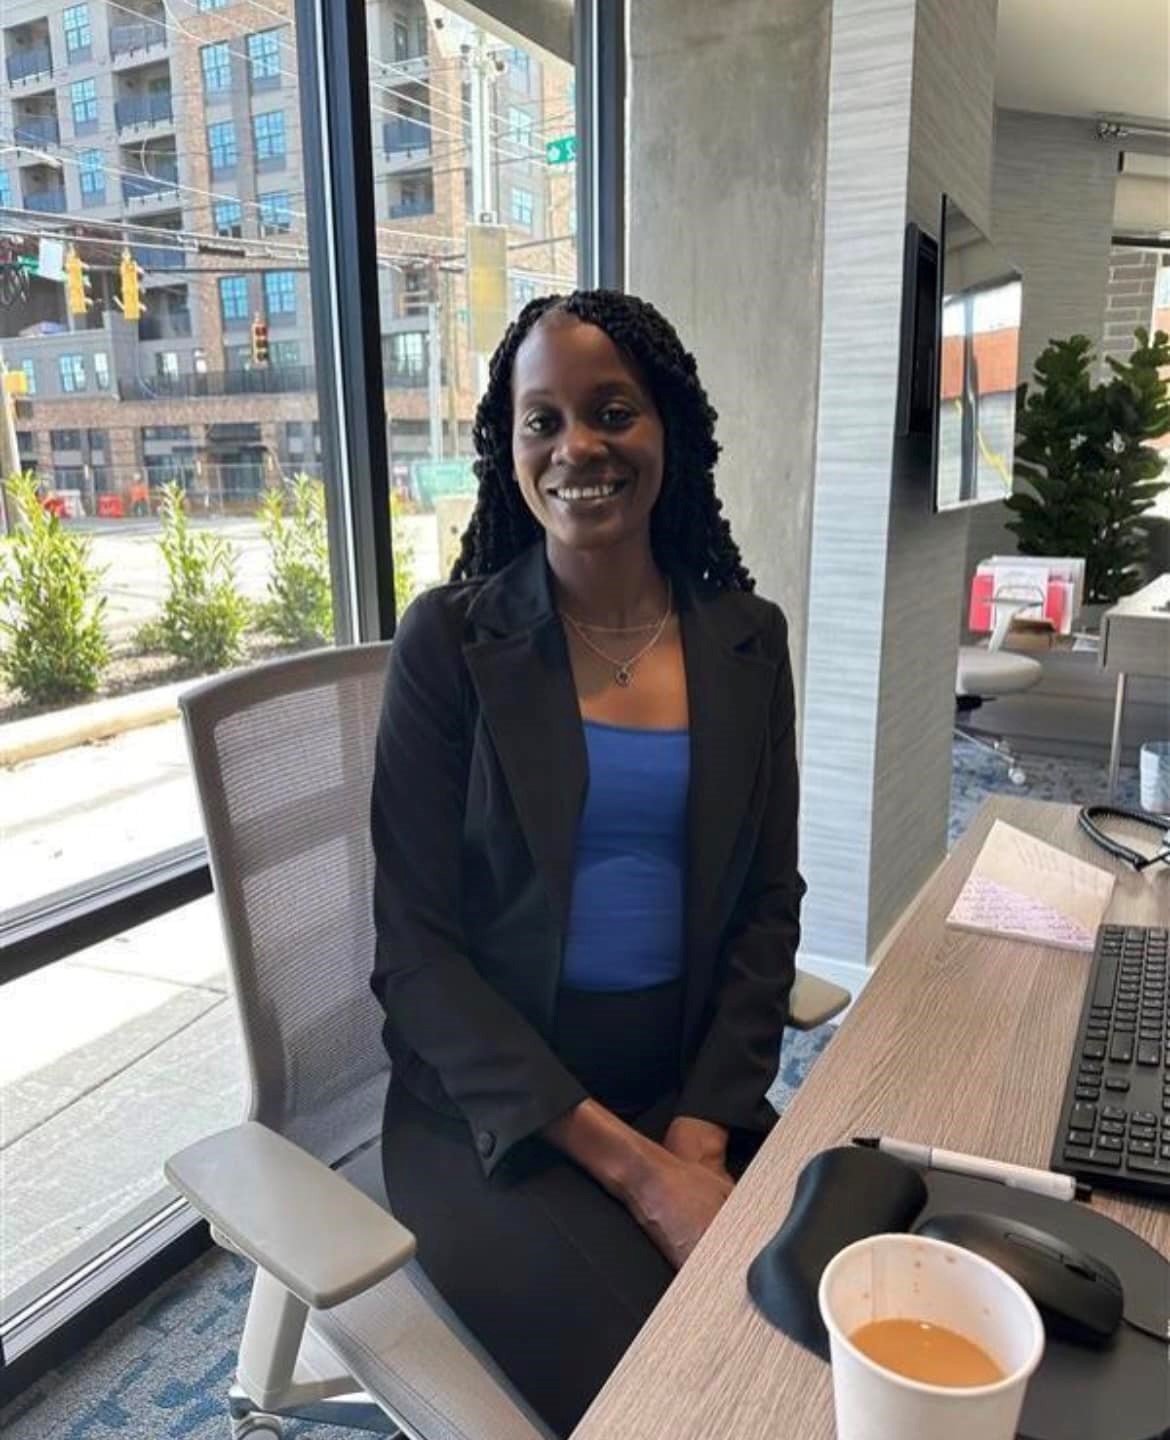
[[511, 314, 665, 554]]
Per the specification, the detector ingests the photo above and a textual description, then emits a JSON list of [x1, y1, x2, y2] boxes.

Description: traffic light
[[117, 248, 145, 322], [64, 246, 91, 316], [251, 314, 270, 366]]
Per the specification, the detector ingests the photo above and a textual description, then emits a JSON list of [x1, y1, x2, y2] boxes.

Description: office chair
[[955, 588, 1044, 785], [165, 642, 848, 1438]]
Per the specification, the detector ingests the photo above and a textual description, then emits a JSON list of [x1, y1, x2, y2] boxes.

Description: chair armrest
[[165, 1121, 415, 1310], [789, 969, 851, 1030]]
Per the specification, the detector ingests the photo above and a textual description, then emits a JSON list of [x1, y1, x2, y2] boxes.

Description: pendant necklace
[[561, 580, 673, 688]]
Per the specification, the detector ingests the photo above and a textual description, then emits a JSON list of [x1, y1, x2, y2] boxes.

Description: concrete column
[[626, 0, 832, 695]]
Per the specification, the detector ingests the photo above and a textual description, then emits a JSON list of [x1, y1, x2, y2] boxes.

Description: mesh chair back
[[180, 644, 392, 1165]]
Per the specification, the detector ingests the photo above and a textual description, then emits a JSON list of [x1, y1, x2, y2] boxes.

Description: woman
[[371, 289, 804, 1436]]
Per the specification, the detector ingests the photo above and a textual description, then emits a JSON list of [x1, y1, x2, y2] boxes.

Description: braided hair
[[450, 289, 754, 591]]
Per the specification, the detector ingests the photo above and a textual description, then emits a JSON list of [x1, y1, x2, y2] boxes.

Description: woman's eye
[[522, 412, 556, 436], [600, 405, 634, 428]]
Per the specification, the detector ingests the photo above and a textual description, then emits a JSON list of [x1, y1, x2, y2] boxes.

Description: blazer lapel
[[463, 548, 587, 946], [680, 580, 777, 1033]]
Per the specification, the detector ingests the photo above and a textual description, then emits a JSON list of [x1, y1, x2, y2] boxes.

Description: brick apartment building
[[0, 0, 575, 511]]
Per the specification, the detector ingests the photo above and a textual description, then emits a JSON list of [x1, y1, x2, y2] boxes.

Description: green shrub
[[0, 471, 110, 705], [258, 475, 333, 645], [390, 489, 417, 619], [151, 481, 249, 672]]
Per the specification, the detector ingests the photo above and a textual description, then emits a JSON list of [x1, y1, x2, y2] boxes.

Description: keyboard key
[[1099, 1119, 1126, 1136], [1110, 1035, 1134, 1063], [1092, 951, 1119, 1007], [1105, 1078, 1130, 1093], [1126, 1155, 1170, 1177], [1085, 1026, 1109, 1040], [1089, 1149, 1122, 1169], [1075, 1086, 1099, 1101], [1102, 1104, 1128, 1120], [1127, 1140, 1156, 1157], [1082, 1040, 1107, 1060], [1130, 1125, 1157, 1141], [1080, 1060, 1104, 1075], [1132, 1111, 1158, 1127], [1137, 1041, 1162, 1066], [1069, 1102, 1097, 1131], [1097, 1134, 1123, 1151]]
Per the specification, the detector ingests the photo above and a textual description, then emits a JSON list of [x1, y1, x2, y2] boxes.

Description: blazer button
[[477, 1130, 496, 1158]]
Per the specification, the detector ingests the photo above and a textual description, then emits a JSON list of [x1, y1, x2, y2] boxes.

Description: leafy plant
[[0, 471, 110, 704], [150, 481, 249, 671], [390, 489, 417, 619], [1006, 328, 1170, 604], [258, 475, 333, 645]]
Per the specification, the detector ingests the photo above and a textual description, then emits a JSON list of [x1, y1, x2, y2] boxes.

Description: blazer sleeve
[[676, 605, 806, 1135], [370, 591, 587, 1177]]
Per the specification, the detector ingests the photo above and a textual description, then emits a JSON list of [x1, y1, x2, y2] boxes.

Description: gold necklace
[[561, 581, 673, 688]]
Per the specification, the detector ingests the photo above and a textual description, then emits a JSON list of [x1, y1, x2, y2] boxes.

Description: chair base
[[954, 725, 1028, 786], [229, 1383, 400, 1436]]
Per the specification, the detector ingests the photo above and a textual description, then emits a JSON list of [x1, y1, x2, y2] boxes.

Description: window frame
[[78, 147, 105, 200], [247, 28, 283, 84], [252, 108, 288, 162], [263, 268, 297, 317], [63, 3, 92, 57], [70, 77, 98, 128], [57, 353, 87, 393], [206, 118, 239, 173], [218, 273, 250, 321], [258, 189, 293, 234], [0, 0, 621, 1395], [213, 197, 244, 236], [200, 40, 233, 94]]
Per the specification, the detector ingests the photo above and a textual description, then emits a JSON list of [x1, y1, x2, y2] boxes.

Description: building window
[[506, 47, 531, 86], [93, 352, 110, 390], [258, 191, 292, 234], [393, 18, 410, 60], [391, 330, 426, 377], [214, 199, 243, 237], [198, 0, 228, 9], [51, 429, 83, 451], [88, 427, 108, 452], [207, 120, 238, 174], [63, 3, 92, 56], [71, 78, 99, 129], [58, 354, 87, 393], [252, 110, 286, 162], [156, 352, 179, 379], [1156, 265, 1170, 309], [263, 269, 296, 317], [510, 186, 534, 227], [271, 340, 300, 368], [507, 105, 533, 151], [513, 275, 538, 312], [201, 41, 232, 94], [0, 172, 10, 208], [219, 275, 250, 322], [247, 29, 282, 83], [16, 358, 37, 394], [79, 149, 105, 201]]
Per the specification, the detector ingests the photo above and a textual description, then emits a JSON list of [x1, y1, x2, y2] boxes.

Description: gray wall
[[964, 109, 1120, 586], [626, 0, 832, 696], [800, 0, 997, 974]]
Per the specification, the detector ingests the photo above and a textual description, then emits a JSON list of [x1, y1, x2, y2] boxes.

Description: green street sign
[[545, 135, 577, 166], [411, 459, 477, 505], [16, 256, 38, 274]]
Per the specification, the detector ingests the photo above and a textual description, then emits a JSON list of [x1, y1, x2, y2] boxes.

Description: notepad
[[946, 820, 1115, 953]]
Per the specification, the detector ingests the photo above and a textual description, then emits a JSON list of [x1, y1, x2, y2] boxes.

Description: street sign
[[545, 135, 577, 166], [411, 459, 477, 506]]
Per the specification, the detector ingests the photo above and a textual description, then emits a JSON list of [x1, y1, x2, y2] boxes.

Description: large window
[[0, 0, 589, 1390], [201, 40, 232, 93], [247, 28, 283, 83], [70, 77, 98, 129], [252, 109, 287, 162], [207, 119, 238, 173], [63, 3, 92, 57]]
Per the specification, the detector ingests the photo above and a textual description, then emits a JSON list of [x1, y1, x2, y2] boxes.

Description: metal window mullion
[[296, 0, 396, 642], [575, 0, 625, 291]]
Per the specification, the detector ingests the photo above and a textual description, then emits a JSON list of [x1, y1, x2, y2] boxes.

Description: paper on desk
[[946, 820, 1115, 953]]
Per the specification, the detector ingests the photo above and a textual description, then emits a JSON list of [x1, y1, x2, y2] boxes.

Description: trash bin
[[1139, 740, 1170, 815]]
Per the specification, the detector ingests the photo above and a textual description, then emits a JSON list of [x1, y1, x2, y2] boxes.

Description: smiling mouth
[[548, 479, 628, 503]]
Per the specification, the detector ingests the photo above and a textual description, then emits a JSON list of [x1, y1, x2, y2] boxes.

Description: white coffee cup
[[817, 1232, 1045, 1440]]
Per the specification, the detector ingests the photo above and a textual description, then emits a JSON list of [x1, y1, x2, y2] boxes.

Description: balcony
[[117, 366, 315, 401], [115, 93, 174, 132], [12, 116, 60, 147], [110, 20, 168, 60], [383, 117, 431, 157], [5, 45, 53, 87], [23, 190, 67, 214], [121, 170, 180, 207]]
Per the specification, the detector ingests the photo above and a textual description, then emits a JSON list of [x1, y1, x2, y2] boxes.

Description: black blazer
[[370, 543, 805, 1177]]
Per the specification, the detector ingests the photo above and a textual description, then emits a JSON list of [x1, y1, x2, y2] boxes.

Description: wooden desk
[[1099, 574, 1170, 797], [572, 798, 1170, 1440]]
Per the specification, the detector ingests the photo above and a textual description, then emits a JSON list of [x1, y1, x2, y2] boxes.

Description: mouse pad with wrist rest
[[747, 1147, 1169, 1440]]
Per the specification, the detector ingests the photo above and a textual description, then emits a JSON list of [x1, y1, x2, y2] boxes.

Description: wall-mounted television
[[933, 195, 1023, 512]]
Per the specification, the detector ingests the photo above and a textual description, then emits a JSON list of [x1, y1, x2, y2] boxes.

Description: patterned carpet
[[1, 742, 1137, 1439]]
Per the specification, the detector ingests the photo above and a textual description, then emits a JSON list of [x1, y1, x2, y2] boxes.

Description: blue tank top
[[561, 720, 690, 993]]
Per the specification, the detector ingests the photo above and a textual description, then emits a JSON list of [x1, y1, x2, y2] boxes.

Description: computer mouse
[[914, 1211, 1124, 1346]]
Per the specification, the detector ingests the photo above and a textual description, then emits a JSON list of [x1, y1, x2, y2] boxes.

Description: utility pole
[[0, 350, 22, 535], [467, 28, 499, 397], [427, 300, 443, 462]]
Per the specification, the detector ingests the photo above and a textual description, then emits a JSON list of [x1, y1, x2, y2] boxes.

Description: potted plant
[[1005, 327, 1170, 625]]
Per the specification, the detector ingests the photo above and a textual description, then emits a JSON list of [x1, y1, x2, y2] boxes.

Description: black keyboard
[[1052, 924, 1170, 1198]]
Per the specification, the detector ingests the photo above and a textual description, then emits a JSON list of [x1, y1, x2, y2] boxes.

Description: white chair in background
[[955, 587, 1045, 785], [164, 642, 848, 1439]]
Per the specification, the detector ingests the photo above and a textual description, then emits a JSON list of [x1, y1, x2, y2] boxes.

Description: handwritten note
[[946, 821, 1115, 953]]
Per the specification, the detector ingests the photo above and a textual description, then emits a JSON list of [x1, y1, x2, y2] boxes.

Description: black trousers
[[380, 983, 764, 1437]]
